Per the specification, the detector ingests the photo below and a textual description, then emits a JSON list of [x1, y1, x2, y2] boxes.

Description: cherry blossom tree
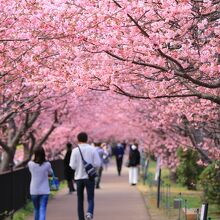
[[0, 0, 220, 172]]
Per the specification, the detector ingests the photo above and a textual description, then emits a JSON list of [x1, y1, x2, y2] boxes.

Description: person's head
[[94, 142, 101, 147], [77, 132, 88, 143], [134, 143, 138, 148], [33, 147, 46, 165], [66, 142, 72, 150], [101, 143, 107, 148]]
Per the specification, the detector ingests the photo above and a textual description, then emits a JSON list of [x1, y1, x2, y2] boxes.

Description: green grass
[[10, 202, 34, 220], [141, 160, 220, 220]]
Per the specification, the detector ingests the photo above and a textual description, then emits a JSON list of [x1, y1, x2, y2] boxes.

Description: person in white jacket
[[69, 132, 101, 220]]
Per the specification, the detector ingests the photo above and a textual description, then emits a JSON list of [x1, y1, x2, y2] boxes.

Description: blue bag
[[49, 173, 59, 191]]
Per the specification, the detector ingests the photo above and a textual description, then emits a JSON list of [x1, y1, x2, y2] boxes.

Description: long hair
[[33, 147, 46, 165]]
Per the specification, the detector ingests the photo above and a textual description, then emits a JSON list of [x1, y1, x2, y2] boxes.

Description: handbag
[[49, 173, 60, 191], [78, 146, 97, 179], [125, 160, 131, 167]]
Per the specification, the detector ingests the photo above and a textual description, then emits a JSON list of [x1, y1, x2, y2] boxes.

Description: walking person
[[115, 142, 125, 176], [69, 132, 101, 220], [128, 144, 140, 185], [28, 147, 53, 220], [101, 143, 110, 171], [94, 142, 104, 189], [64, 142, 75, 194]]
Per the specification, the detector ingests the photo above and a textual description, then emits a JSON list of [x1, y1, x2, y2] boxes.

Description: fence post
[[9, 163, 14, 219], [178, 193, 182, 220], [196, 208, 200, 220], [169, 184, 171, 217], [184, 199, 187, 220]]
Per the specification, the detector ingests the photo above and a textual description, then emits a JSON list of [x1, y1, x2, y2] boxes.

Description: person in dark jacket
[[128, 143, 140, 185], [64, 142, 75, 194], [115, 143, 125, 176]]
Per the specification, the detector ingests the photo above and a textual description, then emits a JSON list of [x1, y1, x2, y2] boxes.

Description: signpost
[[155, 157, 161, 208], [154, 157, 160, 181], [156, 168, 161, 208]]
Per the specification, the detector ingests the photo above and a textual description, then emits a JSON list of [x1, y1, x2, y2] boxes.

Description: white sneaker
[[86, 213, 93, 220]]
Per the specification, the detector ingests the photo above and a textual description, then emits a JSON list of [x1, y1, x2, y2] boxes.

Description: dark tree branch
[[178, 77, 220, 105], [174, 69, 220, 89], [112, 84, 199, 99], [105, 51, 168, 71], [112, 0, 150, 37], [181, 114, 213, 164]]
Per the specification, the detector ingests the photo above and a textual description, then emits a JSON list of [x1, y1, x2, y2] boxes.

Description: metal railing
[[141, 163, 216, 220]]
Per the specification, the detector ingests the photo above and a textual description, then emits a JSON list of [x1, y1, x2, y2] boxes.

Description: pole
[[196, 208, 200, 220], [157, 168, 161, 208], [168, 184, 171, 218], [9, 163, 14, 220], [201, 203, 208, 220], [178, 192, 182, 220], [185, 199, 187, 220]]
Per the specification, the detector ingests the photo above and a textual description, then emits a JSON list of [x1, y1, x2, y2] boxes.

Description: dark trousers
[[67, 179, 75, 192], [76, 179, 95, 220], [116, 157, 123, 175]]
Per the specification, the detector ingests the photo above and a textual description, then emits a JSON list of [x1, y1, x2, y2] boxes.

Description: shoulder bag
[[78, 146, 97, 179]]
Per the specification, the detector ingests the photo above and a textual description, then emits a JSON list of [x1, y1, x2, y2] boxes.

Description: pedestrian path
[[27, 162, 150, 220]]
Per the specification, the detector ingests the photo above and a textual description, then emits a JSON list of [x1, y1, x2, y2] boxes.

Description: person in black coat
[[64, 142, 75, 193], [128, 143, 140, 185], [115, 143, 125, 176]]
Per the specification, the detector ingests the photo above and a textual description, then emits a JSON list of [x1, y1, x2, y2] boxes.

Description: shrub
[[176, 148, 204, 189], [199, 161, 220, 205]]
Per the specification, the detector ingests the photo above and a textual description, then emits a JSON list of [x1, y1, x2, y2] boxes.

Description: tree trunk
[[23, 143, 31, 161], [15, 143, 34, 168], [170, 170, 177, 183], [0, 150, 14, 172]]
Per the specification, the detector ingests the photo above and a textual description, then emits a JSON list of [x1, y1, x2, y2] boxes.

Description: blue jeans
[[76, 179, 95, 220], [31, 194, 49, 220]]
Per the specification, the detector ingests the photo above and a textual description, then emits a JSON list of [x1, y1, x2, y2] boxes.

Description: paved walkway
[[28, 161, 150, 220]]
